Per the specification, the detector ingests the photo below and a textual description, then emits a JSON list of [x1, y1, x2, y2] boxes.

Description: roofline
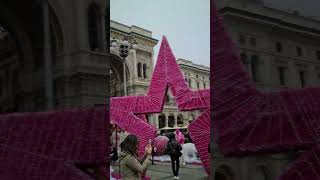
[[111, 27, 159, 43], [177, 58, 210, 71], [219, 7, 320, 35], [111, 20, 152, 33]]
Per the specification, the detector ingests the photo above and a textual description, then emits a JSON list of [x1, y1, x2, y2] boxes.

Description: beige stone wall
[[0, 0, 109, 112]]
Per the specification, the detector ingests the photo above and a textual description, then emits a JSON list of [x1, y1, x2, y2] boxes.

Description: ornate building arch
[[110, 53, 130, 96], [0, 0, 64, 112], [168, 113, 175, 128], [177, 114, 184, 127], [158, 113, 166, 129]]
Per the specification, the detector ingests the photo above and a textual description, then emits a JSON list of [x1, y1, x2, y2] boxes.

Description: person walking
[[151, 145, 156, 165], [118, 135, 152, 180], [175, 129, 185, 166], [167, 133, 182, 180]]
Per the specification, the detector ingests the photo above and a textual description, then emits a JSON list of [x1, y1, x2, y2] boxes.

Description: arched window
[[88, 4, 100, 51], [238, 34, 246, 45], [177, 114, 184, 127], [278, 66, 286, 86], [143, 63, 147, 78], [137, 63, 142, 77], [0, 77, 3, 97], [296, 46, 302, 56], [240, 53, 248, 65], [316, 50, 320, 60], [158, 114, 166, 129], [299, 71, 306, 87], [168, 115, 175, 127], [251, 55, 259, 82], [250, 37, 257, 46], [276, 42, 282, 53]]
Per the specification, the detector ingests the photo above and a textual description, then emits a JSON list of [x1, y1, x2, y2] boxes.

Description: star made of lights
[[110, 36, 210, 174], [212, 2, 320, 179]]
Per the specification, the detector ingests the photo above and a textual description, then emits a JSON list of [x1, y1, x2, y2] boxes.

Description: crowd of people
[[110, 123, 195, 180]]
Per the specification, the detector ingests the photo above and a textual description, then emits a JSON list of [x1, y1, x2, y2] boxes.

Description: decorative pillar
[[133, 50, 137, 81], [309, 66, 317, 86], [140, 64, 143, 79], [43, 0, 53, 110], [263, 55, 274, 91], [248, 55, 253, 80], [288, 61, 298, 88], [174, 113, 178, 127], [154, 114, 159, 129], [100, 10, 106, 52], [165, 114, 168, 128]]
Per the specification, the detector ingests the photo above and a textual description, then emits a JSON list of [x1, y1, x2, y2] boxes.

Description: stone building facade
[[0, 0, 109, 113], [213, 0, 320, 179], [110, 20, 210, 132], [110, 20, 158, 97], [151, 59, 210, 132]]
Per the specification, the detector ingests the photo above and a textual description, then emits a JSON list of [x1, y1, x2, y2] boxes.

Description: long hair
[[120, 134, 138, 156]]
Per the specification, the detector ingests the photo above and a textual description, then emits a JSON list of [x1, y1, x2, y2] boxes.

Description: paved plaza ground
[[112, 161, 208, 180]]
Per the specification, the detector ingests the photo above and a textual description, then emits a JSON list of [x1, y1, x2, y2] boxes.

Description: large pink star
[[110, 36, 210, 174], [212, 1, 320, 179], [0, 107, 108, 180]]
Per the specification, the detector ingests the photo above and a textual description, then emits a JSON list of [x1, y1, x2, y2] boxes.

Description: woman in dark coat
[[166, 133, 182, 180]]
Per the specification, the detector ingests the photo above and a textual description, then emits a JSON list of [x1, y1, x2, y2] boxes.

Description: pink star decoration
[[110, 36, 210, 174], [212, 1, 320, 179]]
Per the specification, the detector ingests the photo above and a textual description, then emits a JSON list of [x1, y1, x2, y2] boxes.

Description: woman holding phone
[[118, 135, 152, 180]]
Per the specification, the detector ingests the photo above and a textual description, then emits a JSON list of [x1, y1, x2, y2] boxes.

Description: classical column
[[132, 50, 137, 80], [165, 114, 168, 128], [309, 66, 318, 86], [287, 61, 298, 88], [263, 55, 274, 91], [140, 65, 143, 79], [248, 55, 253, 79], [183, 112, 187, 127], [174, 113, 178, 127], [100, 10, 106, 52], [153, 114, 158, 129], [42, 0, 53, 110]]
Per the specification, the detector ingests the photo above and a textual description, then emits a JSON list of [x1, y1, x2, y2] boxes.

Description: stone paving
[[112, 161, 208, 180]]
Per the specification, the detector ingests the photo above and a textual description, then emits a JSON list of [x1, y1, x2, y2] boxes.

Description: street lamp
[[110, 37, 137, 161], [110, 37, 137, 96]]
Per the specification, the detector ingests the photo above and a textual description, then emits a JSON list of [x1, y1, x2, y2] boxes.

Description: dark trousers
[[152, 148, 155, 164], [170, 156, 180, 176]]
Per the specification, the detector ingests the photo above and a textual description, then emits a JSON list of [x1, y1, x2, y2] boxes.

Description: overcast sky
[[111, 0, 210, 67], [111, 0, 320, 68]]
